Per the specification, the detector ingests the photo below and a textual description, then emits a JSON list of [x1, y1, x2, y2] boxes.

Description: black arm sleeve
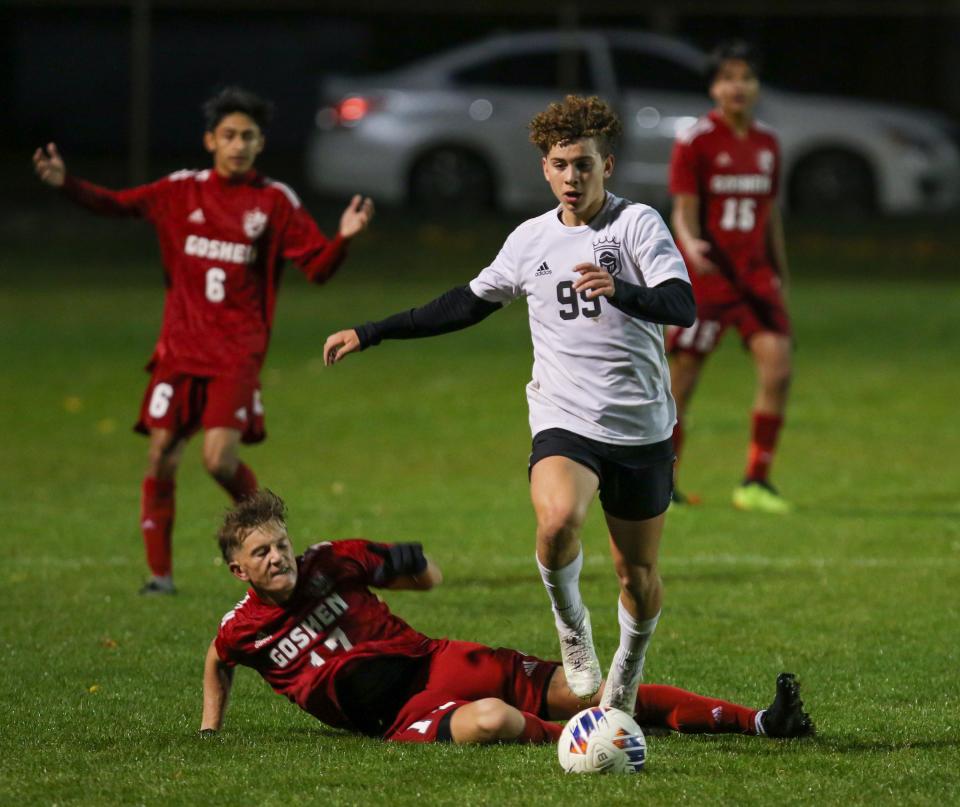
[[608, 277, 696, 327], [355, 284, 502, 349], [370, 543, 428, 586]]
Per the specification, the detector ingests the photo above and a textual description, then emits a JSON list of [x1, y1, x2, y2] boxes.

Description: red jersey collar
[[708, 108, 756, 137], [211, 168, 260, 187]]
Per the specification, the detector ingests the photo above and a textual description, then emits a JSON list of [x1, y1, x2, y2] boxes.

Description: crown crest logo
[[593, 236, 623, 276]]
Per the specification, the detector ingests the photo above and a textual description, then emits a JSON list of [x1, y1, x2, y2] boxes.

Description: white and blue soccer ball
[[557, 706, 647, 774]]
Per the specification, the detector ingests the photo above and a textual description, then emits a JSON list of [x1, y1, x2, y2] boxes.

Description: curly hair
[[217, 489, 287, 561], [203, 86, 274, 132], [528, 95, 623, 157]]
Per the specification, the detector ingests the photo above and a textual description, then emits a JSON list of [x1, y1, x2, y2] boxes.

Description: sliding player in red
[[33, 87, 374, 594], [667, 42, 793, 513], [200, 490, 814, 744]]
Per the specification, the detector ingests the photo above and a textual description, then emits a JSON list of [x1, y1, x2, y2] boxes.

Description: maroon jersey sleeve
[[275, 191, 349, 284], [669, 137, 699, 197], [214, 592, 254, 667], [319, 539, 392, 587], [60, 174, 169, 219], [214, 632, 238, 667]]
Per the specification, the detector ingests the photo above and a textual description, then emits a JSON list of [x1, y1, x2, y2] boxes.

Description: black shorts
[[529, 428, 675, 521]]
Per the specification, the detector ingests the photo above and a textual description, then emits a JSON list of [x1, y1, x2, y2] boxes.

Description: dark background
[[3, 1, 960, 195]]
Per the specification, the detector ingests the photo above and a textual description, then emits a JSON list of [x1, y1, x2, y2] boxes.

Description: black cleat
[[761, 672, 815, 738], [669, 488, 702, 508], [138, 579, 177, 596]]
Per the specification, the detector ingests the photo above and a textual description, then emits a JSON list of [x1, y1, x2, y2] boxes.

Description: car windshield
[[611, 47, 705, 93], [452, 48, 596, 92]]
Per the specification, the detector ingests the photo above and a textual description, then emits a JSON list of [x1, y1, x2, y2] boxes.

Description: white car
[[306, 30, 960, 215]]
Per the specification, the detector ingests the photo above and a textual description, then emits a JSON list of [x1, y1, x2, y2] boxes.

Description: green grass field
[[1, 210, 958, 805]]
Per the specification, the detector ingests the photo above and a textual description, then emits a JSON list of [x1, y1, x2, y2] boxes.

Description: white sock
[[536, 548, 586, 631], [600, 601, 659, 708], [612, 599, 660, 680]]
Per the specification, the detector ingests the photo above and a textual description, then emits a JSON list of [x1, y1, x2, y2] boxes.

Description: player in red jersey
[[32, 87, 374, 594], [200, 490, 813, 744], [667, 42, 793, 514]]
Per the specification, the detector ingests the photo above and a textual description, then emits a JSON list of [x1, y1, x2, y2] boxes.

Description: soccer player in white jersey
[[323, 96, 695, 711]]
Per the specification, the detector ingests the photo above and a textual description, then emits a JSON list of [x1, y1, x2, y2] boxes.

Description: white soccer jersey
[[469, 192, 689, 445]]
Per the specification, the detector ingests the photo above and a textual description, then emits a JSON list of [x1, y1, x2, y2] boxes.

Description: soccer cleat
[[138, 577, 177, 596], [759, 672, 815, 738], [599, 655, 643, 712], [732, 480, 792, 514], [557, 608, 603, 699]]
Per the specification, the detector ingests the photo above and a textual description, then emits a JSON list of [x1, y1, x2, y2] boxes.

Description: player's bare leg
[[734, 331, 792, 513], [449, 698, 560, 744], [141, 428, 188, 595], [599, 511, 664, 711], [531, 456, 602, 698], [667, 350, 706, 504], [203, 427, 258, 503]]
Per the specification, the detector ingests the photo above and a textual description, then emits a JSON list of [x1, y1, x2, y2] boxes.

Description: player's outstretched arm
[[200, 638, 234, 735], [338, 194, 375, 239], [32, 143, 66, 188], [387, 557, 443, 591], [369, 542, 444, 591], [323, 328, 361, 365], [33, 144, 158, 218], [323, 284, 502, 367]]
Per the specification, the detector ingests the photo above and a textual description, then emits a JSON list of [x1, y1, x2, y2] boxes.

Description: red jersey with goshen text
[[669, 110, 780, 289], [214, 540, 437, 731], [61, 169, 348, 379]]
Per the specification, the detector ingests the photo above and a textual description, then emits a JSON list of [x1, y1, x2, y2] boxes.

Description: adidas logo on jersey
[[234, 407, 248, 422], [522, 660, 540, 677], [712, 706, 724, 721], [254, 632, 274, 649], [188, 208, 206, 224], [715, 152, 732, 167], [535, 261, 552, 276]]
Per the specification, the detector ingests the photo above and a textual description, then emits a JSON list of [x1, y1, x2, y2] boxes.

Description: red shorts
[[385, 640, 557, 743], [134, 367, 266, 444], [667, 266, 790, 357]]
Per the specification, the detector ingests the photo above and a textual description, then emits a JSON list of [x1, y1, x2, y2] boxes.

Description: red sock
[[517, 712, 564, 744], [634, 684, 758, 735], [217, 462, 258, 503], [745, 412, 784, 483], [141, 477, 175, 577]]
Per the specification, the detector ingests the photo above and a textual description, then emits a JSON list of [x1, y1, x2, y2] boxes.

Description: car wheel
[[409, 147, 495, 212], [789, 149, 876, 217]]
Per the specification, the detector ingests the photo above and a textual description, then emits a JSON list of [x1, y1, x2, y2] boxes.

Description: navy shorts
[[529, 428, 675, 521]]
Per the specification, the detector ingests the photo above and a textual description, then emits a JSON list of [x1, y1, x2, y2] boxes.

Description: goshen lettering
[[267, 593, 349, 668], [709, 174, 772, 194], [184, 234, 256, 264]]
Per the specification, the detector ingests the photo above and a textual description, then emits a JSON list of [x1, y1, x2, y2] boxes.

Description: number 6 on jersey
[[206, 267, 227, 302]]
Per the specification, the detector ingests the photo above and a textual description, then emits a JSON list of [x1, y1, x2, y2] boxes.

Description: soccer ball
[[557, 706, 647, 774]]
